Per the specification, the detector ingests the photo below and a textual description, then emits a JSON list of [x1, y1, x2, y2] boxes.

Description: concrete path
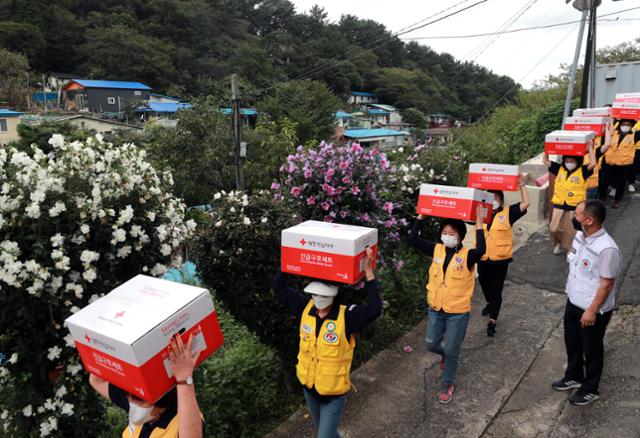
[[268, 194, 640, 438]]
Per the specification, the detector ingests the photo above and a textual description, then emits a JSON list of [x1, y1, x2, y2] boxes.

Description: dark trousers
[[598, 162, 632, 201], [628, 150, 640, 184], [563, 300, 613, 394], [477, 261, 509, 320]]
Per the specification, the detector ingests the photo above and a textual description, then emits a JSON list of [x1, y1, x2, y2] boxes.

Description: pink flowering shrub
[[273, 142, 408, 269]]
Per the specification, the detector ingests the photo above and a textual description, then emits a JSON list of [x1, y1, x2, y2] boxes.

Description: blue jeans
[[425, 308, 470, 385], [303, 388, 346, 438], [586, 188, 598, 199]]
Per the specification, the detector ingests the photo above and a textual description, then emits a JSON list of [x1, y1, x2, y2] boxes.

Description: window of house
[[107, 97, 116, 104], [0, 119, 7, 132], [134, 91, 141, 96]]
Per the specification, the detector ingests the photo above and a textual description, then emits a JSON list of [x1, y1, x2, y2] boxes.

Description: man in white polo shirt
[[551, 199, 621, 405]]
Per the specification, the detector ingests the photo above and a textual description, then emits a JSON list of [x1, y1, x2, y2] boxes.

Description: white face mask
[[129, 403, 154, 425], [441, 234, 459, 248], [621, 125, 631, 134], [312, 294, 333, 310], [565, 162, 577, 171], [492, 201, 501, 210]]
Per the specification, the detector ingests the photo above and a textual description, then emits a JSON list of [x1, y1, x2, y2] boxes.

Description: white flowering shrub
[[0, 134, 195, 436]]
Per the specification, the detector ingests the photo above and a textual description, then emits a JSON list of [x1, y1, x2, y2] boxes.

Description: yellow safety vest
[[585, 138, 603, 189], [551, 167, 587, 207], [482, 210, 513, 261], [426, 245, 475, 314], [122, 416, 178, 438], [296, 301, 356, 396], [605, 131, 636, 166]]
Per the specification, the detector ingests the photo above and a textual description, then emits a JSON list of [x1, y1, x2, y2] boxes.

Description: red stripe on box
[[467, 173, 519, 191], [416, 195, 492, 224], [611, 107, 640, 120], [563, 123, 605, 136], [281, 244, 377, 284], [544, 142, 587, 156], [75, 311, 224, 403]]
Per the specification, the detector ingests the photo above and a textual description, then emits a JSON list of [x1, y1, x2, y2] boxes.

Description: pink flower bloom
[[360, 213, 370, 222], [339, 161, 349, 170], [290, 186, 302, 197], [321, 201, 330, 211], [326, 168, 335, 178], [304, 169, 312, 179], [274, 193, 282, 201], [287, 165, 296, 174], [395, 260, 405, 272], [383, 202, 394, 213], [339, 210, 349, 218], [270, 182, 281, 190], [351, 186, 360, 195], [351, 143, 363, 152], [403, 345, 413, 353], [306, 196, 316, 206], [324, 215, 333, 222], [342, 176, 351, 184]]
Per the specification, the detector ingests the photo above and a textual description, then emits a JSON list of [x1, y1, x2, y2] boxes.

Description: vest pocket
[[493, 241, 511, 259], [315, 363, 348, 395], [318, 336, 341, 358]]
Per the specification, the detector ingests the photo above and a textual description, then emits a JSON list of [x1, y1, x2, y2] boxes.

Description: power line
[[473, 24, 579, 125]]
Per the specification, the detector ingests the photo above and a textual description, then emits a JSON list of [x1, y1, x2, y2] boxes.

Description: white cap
[[304, 281, 338, 297]]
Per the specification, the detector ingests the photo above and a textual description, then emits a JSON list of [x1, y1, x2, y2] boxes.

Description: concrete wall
[[0, 117, 21, 146]]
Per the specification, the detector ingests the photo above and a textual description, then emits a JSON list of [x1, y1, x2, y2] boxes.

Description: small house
[[135, 102, 193, 127], [61, 79, 151, 113], [0, 109, 23, 146], [51, 115, 143, 135], [150, 93, 184, 104], [348, 91, 378, 105], [335, 111, 354, 128], [342, 128, 410, 149]]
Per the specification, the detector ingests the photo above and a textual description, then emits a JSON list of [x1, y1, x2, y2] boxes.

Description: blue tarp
[[367, 109, 390, 115], [136, 102, 192, 113], [335, 111, 354, 119], [32, 92, 58, 103], [351, 91, 376, 97], [71, 79, 151, 90], [162, 261, 200, 285], [0, 109, 23, 116], [220, 108, 258, 116]]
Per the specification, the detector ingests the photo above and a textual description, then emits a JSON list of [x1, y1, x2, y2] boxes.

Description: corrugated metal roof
[[32, 92, 58, 103], [335, 111, 354, 119], [0, 109, 23, 117], [351, 91, 376, 97], [136, 102, 192, 113], [367, 109, 391, 115], [70, 79, 152, 90], [220, 108, 258, 116], [344, 129, 409, 138], [368, 103, 397, 112]]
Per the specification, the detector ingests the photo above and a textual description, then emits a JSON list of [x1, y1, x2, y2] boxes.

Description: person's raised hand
[[168, 333, 201, 382], [364, 248, 376, 280]]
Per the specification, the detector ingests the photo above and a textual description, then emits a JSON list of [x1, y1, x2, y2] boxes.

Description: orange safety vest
[[296, 301, 356, 396], [605, 131, 636, 166], [482, 210, 513, 262], [551, 167, 587, 207], [426, 244, 475, 314]]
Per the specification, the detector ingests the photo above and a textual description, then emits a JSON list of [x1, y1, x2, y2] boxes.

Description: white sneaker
[[629, 184, 636, 193], [553, 244, 563, 255]]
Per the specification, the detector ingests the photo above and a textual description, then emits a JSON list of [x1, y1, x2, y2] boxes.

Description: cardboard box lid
[[572, 107, 611, 116], [66, 275, 210, 346], [282, 220, 378, 254], [616, 92, 640, 99], [469, 163, 519, 175], [545, 130, 595, 143], [419, 184, 493, 202], [612, 101, 640, 110], [564, 116, 609, 125]]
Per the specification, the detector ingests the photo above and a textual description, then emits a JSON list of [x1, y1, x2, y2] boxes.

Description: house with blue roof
[[61, 79, 152, 113], [135, 102, 193, 127], [348, 90, 378, 105], [342, 128, 410, 149], [0, 109, 23, 146]]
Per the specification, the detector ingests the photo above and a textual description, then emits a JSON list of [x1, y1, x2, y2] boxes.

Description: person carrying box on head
[[408, 205, 487, 404], [89, 333, 205, 438], [477, 175, 530, 337], [598, 119, 640, 208], [273, 248, 381, 438], [543, 141, 596, 255]]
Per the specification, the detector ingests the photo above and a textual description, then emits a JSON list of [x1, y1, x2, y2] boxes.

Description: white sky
[[289, 0, 640, 88]]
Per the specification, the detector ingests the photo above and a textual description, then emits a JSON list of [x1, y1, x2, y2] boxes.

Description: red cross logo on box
[[114, 311, 125, 319], [299, 238, 307, 246]]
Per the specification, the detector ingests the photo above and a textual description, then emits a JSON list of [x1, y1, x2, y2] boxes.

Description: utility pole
[[575, 0, 601, 108], [231, 74, 245, 191], [562, 8, 588, 124]]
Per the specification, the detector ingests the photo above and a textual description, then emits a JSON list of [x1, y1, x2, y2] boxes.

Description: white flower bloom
[[156, 225, 167, 242], [130, 225, 142, 237], [55, 385, 67, 398], [61, 403, 74, 416], [47, 346, 62, 361], [67, 364, 82, 376], [117, 205, 134, 225], [80, 250, 100, 265], [22, 405, 32, 417], [30, 190, 46, 203], [160, 244, 172, 256], [116, 246, 132, 259], [64, 334, 75, 348], [215, 220, 223, 228], [50, 234, 64, 248], [112, 228, 126, 243], [48, 201, 66, 217], [80, 224, 90, 234], [213, 193, 221, 200], [8, 353, 18, 364], [25, 203, 41, 219], [242, 216, 251, 225], [82, 269, 97, 282], [150, 263, 167, 277], [229, 207, 236, 213], [48, 134, 65, 148], [186, 219, 196, 232], [70, 306, 80, 313], [261, 217, 268, 223]]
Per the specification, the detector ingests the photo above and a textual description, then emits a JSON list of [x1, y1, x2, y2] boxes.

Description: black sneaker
[[551, 378, 582, 391], [487, 321, 496, 337], [481, 305, 490, 316], [569, 391, 600, 406]]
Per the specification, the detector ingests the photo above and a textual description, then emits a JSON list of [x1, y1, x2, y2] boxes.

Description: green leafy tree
[[0, 48, 30, 109], [10, 122, 94, 155], [400, 107, 428, 128]]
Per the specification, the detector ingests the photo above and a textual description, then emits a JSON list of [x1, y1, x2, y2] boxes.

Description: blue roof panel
[[136, 102, 192, 113], [71, 79, 151, 90], [0, 109, 23, 117], [335, 111, 354, 119], [220, 108, 258, 116], [351, 91, 376, 97], [344, 129, 409, 138], [367, 109, 390, 115]]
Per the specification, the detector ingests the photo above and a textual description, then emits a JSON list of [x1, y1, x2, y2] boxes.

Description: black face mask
[[572, 217, 583, 231]]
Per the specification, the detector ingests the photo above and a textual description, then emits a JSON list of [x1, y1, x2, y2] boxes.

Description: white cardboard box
[[611, 101, 640, 120], [65, 275, 224, 403], [572, 107, 611, 117], [563, 116, 609, 136], [467, 163, 520, 191], [544, 130, 595, 155], [417, 184, 493, 223], [281, 221, 378, 284]]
